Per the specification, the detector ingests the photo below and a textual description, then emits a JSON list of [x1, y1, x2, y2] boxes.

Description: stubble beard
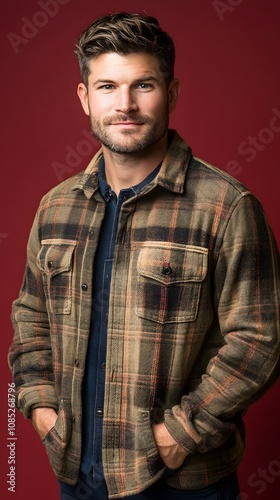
[[89, 112, 169, 154]]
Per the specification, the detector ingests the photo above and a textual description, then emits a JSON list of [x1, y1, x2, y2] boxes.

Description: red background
[[1, 1, 280, 499]]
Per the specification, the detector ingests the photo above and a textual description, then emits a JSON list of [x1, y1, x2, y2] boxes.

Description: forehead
[[87, 52, 163, 81]]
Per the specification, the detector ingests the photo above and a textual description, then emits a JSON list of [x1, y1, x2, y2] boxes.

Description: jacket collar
[[72, 130, 192, 199]]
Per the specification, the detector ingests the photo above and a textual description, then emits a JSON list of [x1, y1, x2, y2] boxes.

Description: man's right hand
[[31, 407, 58, 440]]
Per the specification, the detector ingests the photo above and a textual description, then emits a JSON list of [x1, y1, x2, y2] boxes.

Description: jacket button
[[81, 283, 88, 291], [96, 408, 103, 417], [74, 359, 79, 367], [162, 265, 172, 275], [101, 362, 106, 370], [47, 260, 53, 269], [72, 416, 75, 423]]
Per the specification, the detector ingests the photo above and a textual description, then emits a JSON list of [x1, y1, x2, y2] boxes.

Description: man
[[8, 11, 280, 500]]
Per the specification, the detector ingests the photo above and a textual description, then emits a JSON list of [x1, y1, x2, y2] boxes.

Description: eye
[[99, 84, 114, 90], [136, 82, 153, 90]]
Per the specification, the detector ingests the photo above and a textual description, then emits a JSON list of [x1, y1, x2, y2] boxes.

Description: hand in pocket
[[152, 422, 189, 470], [31, 407, 58, 440]]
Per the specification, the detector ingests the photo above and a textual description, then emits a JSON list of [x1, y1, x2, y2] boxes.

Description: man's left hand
[[152, 422, 189, 469]]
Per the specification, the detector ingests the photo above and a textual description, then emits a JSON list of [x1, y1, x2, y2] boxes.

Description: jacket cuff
[[164, 403, 235, 455], [16, 385, 59, 419]]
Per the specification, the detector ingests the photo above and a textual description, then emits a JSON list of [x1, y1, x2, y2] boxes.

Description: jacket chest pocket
[[37, 240, 76, 314], [137, 242, 208, 324]]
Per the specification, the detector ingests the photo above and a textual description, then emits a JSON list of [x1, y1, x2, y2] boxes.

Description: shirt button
[[81, 283, 88, 291], [96, 408, 103, 417], [162, 265, 172, 275], [74, 358, 79, 367], [89, 230, 95, 238], [72, 416, 75, 423]]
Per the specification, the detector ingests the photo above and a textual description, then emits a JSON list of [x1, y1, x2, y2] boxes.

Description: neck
[[101, 134, 168, 195]]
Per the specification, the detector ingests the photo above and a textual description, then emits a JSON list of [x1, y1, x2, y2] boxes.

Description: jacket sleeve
[[164, 193, 280, 453], [8, 207, 58, 418]]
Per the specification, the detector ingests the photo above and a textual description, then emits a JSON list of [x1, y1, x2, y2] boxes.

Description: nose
[[115, 87, 138, 113]]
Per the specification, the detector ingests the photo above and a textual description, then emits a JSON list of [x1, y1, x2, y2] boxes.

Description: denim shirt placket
[[81, 160, 160, 482]]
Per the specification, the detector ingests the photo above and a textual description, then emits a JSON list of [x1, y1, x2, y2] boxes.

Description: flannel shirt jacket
[[8, 130, 280, 498]]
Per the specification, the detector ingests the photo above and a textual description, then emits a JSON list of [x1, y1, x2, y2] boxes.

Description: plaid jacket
[[9, 131, 280, 498]]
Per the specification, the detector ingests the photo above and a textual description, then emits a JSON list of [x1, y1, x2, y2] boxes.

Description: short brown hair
[[75, 12, 175, 86]]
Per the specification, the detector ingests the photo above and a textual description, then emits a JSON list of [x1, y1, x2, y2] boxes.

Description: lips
[[112, 122, 142, 126], [105, 115, 145, 126]]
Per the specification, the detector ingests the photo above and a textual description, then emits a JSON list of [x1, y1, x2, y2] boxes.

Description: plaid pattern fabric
[[8, 131, 280, 498]]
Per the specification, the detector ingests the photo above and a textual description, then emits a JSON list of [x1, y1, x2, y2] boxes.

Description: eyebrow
[[91, 75, 160, 87]]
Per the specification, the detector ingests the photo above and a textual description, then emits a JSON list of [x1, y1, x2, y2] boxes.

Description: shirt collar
[[97, 156, 161, 202], [72, 130, 192, 199]]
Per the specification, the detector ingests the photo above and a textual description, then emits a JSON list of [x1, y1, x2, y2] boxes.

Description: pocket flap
[[138, 242, 208, 285], [37, 239, 76, 277]]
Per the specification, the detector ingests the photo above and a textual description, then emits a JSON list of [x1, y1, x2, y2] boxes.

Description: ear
[[77, 83, 90, 116], [168, 78, 181, 113]]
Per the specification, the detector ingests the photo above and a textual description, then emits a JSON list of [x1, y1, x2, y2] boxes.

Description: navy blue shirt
[[80, 158, 160, 481]]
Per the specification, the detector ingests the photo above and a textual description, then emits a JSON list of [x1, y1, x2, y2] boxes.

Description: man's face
[[77, 52, 179, 154]]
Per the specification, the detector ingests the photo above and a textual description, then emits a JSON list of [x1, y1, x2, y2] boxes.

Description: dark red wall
[[1, 1, 279, 499]]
